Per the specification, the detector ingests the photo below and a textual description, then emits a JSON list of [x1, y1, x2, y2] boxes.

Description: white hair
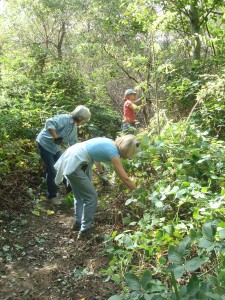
[[71, 105, 91, 121]]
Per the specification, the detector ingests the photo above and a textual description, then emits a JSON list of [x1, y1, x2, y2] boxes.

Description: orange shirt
[[123, 100, 135, 123]]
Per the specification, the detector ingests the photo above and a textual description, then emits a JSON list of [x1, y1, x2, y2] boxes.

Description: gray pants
[[67, 165, 98, 232]]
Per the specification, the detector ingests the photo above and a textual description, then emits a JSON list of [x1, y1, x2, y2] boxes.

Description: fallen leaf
[[32, 210, 41, 216]]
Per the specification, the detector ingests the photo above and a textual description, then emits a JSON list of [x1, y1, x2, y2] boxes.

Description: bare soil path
[[0, 200, 119, 300]]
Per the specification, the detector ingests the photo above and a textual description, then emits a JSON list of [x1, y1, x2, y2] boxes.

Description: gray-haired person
[[54, 134, 140, 239], [36, 105, 91, 203]]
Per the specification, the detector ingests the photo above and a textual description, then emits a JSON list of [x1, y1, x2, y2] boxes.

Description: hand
[[54, 137, 63, 145], [97, 171, 109, 186], [101, 177, 109, 187]]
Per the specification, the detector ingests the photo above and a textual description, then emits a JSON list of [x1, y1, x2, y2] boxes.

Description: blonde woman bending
[[54, 134, 140, 239]]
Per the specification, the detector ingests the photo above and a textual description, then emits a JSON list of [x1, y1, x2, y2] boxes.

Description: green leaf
[[140, 270, 152, 290], [202, 221, 217, 241], [204, 292, 222, 300], [185, 257, 205, 271], [187, 275, 199, 295], [115, 233, 125, 241], [122, 216, 131, 225], [125, 198, 138, 205], [198, 238, 214, 248], [201, 187, 208, 193], [218, 222, 225, 228], [123, 236, 133, 248], [172, 265, 185, 279], [2, 245, 10, 252], [108, 296, 123, 300], [14, 244, 24, 250], [158, 256, 167, 265], [166, 265, 185, 279], [168, 246, 182, 264], [155, 201, 163, 208], [144, 294, 163, 300], [189, 228, 198, 239], [168, 185, 179, 194], [175, 189, 187, 199], [219, 228, 225, 239], [111, 231, 118, 238], [112, 274, 121, 284], [178, 236, 191, 255], [125, 273, 141, 291], [163, 225, 174, 236], [35, 237, 46, 244], [32, 210, 41, 216]]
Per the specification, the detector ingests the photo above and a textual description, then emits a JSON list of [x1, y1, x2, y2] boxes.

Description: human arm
[[95, 162, 104, 174], [128, 100, 146, 112], [111, 157, 136, 190], [94, 162, 109, 186], [46, 115, 77, 145], [48, 128, 58, 139], [46, 116, 64, 141], [48, 129, 63, 145], [134, 98, 147, 109], [133, 98, 142, 105]]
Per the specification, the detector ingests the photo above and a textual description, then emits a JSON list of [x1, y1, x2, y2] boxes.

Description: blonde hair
[[71, 105, 91, 121], [115, 134, 140, 159]]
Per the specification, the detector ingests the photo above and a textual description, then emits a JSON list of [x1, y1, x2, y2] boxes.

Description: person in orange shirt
[[122, 89, 145, 133]]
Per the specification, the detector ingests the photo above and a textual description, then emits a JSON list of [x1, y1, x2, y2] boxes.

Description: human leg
[[67, 166, 98, 232], [122, 122, 136, 134], [37, 143, 61, 198]]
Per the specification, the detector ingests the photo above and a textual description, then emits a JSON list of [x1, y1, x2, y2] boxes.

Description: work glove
[[99, 172, 109, 187], [54, 137, 63, 145]]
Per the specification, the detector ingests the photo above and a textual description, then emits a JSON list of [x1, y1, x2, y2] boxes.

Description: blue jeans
[[37, 143, 62, 198], [67, 165, 98, 232]]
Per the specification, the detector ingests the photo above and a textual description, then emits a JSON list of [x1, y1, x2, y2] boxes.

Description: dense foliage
[[104, 120, 225, 299], [0, 0, 225, 298]]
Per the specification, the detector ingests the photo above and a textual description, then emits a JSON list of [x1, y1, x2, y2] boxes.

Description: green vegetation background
[[0, 0, 225, 299]]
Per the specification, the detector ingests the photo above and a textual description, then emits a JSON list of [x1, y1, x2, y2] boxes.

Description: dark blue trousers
[[37, 143, 62, 198]]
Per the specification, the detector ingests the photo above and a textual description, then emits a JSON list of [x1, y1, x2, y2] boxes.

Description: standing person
[[122, 88, 145, 133], [54, 134, 140, 239], [36, 105, 91, 203]]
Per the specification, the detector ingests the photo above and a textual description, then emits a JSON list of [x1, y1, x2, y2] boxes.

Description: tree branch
[[103, 46, 139, 84]]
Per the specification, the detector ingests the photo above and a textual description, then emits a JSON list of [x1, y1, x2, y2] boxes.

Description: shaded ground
[[0, 196, 121, 300]]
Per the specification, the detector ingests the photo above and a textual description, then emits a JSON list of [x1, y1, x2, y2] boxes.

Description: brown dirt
[[0, 198, 121, 300]]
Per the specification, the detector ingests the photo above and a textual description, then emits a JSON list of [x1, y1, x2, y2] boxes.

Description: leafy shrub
[[0, 139, 43, 210], [192, 74, 225, 139], [103, 121, 225, 299]]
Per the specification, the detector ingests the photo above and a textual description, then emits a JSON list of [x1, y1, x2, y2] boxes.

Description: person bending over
[[36, 105, 91, 202], [54, 134, 140, 239]]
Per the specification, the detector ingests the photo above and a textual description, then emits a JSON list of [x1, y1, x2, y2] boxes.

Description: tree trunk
[[190, 0, 201, 61], [57, 22, 66, 60]]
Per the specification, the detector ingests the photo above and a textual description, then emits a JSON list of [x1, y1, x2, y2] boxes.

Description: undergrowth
[[102, 122, 225, 300]]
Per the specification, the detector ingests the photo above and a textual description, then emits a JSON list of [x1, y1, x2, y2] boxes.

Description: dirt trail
[[0, 202, 119, 300]]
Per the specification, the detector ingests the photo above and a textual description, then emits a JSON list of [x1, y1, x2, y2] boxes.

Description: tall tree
[[159, 0, 224, 61]]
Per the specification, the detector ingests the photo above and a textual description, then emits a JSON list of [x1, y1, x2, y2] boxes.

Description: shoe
[[71, 221, 81, 231], [51, 195, 64, 205], [77, 227, 95, 240]]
